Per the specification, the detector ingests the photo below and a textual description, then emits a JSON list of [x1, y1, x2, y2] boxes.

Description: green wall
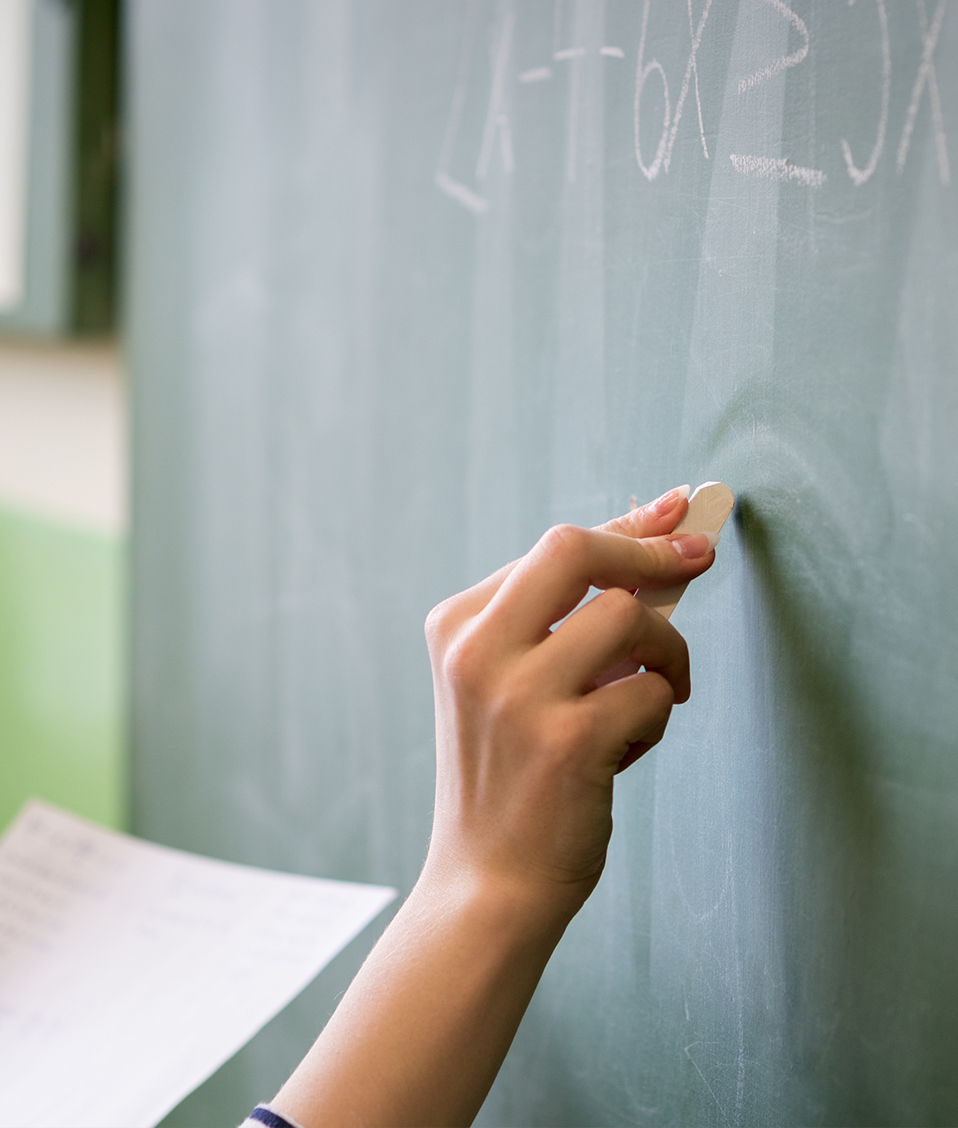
[[0, 506, 124, 831]]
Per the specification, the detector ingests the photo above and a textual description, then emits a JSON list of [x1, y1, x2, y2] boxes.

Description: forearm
[[272, 865, 568, 1128], [269, 492, 713, 1126]]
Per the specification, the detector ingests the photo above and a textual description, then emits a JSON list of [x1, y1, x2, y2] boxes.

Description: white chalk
[[730, 154, 826, 188], [637, 481, 735, 621]]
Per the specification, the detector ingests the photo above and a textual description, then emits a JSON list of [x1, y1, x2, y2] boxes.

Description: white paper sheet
[[0, 801, 396, 1128]]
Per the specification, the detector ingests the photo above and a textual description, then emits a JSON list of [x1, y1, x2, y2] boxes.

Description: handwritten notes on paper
[[0, 801, 396, 1128]]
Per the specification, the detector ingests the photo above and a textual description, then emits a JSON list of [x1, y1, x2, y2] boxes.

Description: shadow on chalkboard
[[736, 494, 895, 1119], [736, 494, 880, 845]]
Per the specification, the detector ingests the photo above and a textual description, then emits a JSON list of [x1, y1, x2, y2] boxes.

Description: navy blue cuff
[[242, 1105, 303, 1128]]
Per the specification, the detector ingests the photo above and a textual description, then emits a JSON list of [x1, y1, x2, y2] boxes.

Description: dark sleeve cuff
[[239, 1104, 306, 1128]]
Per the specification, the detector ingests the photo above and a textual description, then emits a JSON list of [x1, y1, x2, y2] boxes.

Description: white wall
[[0, 342, 125, 533]]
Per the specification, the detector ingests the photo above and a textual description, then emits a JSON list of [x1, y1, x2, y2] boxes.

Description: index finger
[[483, 524, 715, 645], [427, 485, 693, 630]]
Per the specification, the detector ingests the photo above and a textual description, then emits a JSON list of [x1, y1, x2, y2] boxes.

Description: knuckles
[[600, 585, 643, 622], [601, 591, 691, 691], [425, 599, 489, 695], [483, 679, 530, 733], [424, 598, 455, 647], [537, 522, 590, 564], [642, 670, 676, 714], [438, 625, 488, 694], [498, 697, 597, 767], [557, 699, 602, 753], [436, 629, 582, 761], [425, 518, 692, 769]]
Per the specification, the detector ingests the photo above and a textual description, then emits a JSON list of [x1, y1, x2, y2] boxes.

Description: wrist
[[413, 852, 585, 955], [275, 848, 576, 1128]]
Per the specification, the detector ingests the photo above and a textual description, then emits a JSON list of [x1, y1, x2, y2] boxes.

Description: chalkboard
[[127, 2, 958, 1125]]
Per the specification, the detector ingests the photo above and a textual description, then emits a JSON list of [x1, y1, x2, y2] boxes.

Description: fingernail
[[650, 484, 690, 515], [671, 531, 719, 558]]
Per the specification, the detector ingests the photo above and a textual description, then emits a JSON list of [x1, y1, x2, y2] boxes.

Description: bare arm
[[272, 487, 718, 1128]]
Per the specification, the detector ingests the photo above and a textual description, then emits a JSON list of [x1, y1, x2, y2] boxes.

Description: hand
[[272, 487, 720, 1128], [421, 487, 718, 927]]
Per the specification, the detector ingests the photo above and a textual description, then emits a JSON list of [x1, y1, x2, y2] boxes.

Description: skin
[[272, 487, 717, 1128]]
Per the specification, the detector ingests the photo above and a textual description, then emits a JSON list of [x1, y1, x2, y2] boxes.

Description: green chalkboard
[[128, 2, 958, 1124]]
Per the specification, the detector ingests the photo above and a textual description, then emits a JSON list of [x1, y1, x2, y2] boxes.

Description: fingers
[[585, 669, 676, 769], [424, 559, 520, 642], [539, 586, 691, 701], [424, 486, 693, 637], [594, 485, 690, 540], [483, 525, 715, 646], [615, 734, 662, 774]]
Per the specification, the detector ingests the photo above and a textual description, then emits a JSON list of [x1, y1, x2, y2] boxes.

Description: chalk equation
[[435, 0, 951, 216]]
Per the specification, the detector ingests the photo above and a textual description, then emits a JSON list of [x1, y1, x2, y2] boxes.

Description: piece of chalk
[[637, 481, 734, 620]]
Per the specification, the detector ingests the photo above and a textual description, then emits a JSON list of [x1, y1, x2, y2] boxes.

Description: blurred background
[[0, 0, 124, 833]]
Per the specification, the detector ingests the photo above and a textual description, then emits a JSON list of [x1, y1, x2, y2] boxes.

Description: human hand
[[271, 487, 721, 1128], [421, 487, 719, 930]]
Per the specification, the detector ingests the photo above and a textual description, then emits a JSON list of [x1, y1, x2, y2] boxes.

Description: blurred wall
[[0, 342, 126, 832], [0, 0, 125, 835], [0, 0, 76, 335], [0, 0, 121, 337]]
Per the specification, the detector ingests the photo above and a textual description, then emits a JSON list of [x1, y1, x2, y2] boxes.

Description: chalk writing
[[512, 0, 628, 185], [434, 172, 488, 216], [665, 0, 713, 170], [634, 0, 727, 179], [737, 0, 809, 94], [730, 153, 826, 187], [732, 0, 825, 187], [434, 1, 489, 215], [476, 11, 515, 180], [897, 0, 950, 186], [634, 0, 671, 181], [841, 0, 890, 187], [554, 37, 586, 183], [434, 0, 952, 215]]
